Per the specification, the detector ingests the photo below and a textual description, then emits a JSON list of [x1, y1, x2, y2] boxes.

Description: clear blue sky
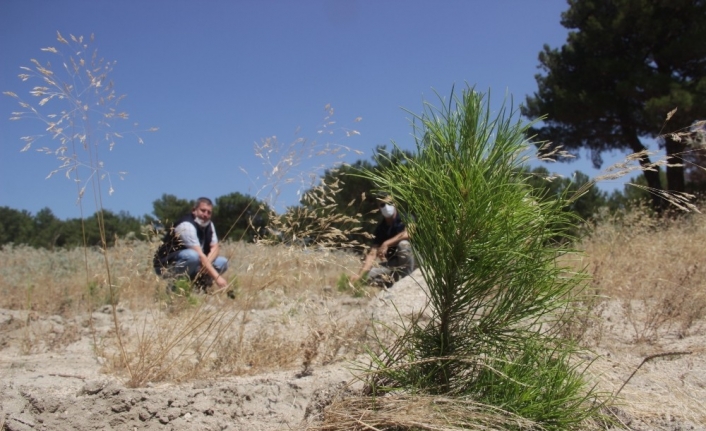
[[1, 0, 630, 220]]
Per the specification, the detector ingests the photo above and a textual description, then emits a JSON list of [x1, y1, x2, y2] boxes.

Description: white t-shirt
[[174, 221, 218, 249]]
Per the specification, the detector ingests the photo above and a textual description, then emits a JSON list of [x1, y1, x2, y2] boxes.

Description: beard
[[194, 217, 210, 227]]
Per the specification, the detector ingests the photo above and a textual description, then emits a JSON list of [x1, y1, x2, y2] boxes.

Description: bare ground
[[1, 271, 704, 431]]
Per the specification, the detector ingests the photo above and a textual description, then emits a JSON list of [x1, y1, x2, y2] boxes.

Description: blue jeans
[[155, 249, 229, 280]]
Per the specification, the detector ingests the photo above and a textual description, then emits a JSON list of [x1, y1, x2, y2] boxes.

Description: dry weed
[[305, 394, 552, 431], [587, 347, 706, 428], [0, 231, 397, 391], [576, 204, 706, 343], [102, 290, 373, 385], [0, 238, 371, 383]]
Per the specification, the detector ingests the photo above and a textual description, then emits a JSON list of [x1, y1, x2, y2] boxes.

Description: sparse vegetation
[[3, 165, 706, 429], [576, 204, 706, 343], [3, 30, 706, 431]]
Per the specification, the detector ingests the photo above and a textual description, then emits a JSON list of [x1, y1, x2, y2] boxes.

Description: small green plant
[[87, 280, 100, 298], [164, 277, 202, 308], [357, 86, 609, 429], [225, 274, 240, 299], [172, 277, 193, 296], [87, 280, 114, 307], [336, 273, 366, 297]]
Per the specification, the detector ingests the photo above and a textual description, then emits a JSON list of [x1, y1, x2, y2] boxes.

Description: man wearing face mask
[[153, 197, 229, 291], [350, 199, 415, 288]]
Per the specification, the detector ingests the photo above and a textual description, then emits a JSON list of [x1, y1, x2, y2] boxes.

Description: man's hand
[[215, 275, 228, 289], [377, 243, 388, 260]]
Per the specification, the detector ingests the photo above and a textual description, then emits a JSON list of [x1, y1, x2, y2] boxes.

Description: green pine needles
[[361, 87, 609, 429]]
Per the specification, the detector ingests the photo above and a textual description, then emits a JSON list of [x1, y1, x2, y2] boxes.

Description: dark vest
[[153, 214, 213, 268]]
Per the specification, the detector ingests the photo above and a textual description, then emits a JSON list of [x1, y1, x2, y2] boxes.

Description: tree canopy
[[214, 192, 270, 242], [150, 194, 192, 227], [522, 0, 706, 210]]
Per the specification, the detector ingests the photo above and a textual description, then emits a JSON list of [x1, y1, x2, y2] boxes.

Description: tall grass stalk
[[247, 106, 368, 252], [359, 87, 607, 429], [5, 35, 368, 386], [5, 32, 155, 382]]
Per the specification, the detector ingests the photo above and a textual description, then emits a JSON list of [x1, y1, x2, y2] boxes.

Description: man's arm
[[207, 242, 220, 264], [192, 244, 228, 288], [350, 246, 379, 283]]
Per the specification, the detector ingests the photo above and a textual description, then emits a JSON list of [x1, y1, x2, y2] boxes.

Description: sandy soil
[[1, 271, 704, 431]]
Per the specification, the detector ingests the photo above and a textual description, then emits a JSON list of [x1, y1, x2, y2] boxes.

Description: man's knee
[[368, 266, 394, 288], [214, 257, 229, 274], [169, 249, 200, 277], [177, 249, 200, 264], [398, 240, 412, 252], [395, 241, 415, 271]]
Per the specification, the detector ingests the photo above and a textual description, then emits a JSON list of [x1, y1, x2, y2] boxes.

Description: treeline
[[0, 207, 146, 250], [0, 147, 656, 250], [0, 191, 270, 249]]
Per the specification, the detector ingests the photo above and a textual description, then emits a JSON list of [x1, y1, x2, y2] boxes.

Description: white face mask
[[194, 217, 210, 228], [380, 204, 396, 218]]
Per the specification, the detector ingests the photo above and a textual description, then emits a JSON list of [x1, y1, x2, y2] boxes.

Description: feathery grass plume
[[357, 86, 609, 429], [4, 32, 156, 383], [5, 32, 157, 201], [260, 172, 372, 252], [246, 106, 370, 282], [247, 104, 363, 209]]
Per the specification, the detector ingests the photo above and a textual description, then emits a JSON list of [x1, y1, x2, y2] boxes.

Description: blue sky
[[1, 0, 631, 220]]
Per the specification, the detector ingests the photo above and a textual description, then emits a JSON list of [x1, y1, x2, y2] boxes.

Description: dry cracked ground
[[1, 271, 705, 430]]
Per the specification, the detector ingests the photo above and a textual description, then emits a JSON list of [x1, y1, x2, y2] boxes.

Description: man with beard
[[153, 197, 229, 291]]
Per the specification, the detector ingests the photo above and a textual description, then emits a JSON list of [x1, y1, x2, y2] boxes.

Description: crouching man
[[153, 197, 229, 291], [350, 199, 415, 288]]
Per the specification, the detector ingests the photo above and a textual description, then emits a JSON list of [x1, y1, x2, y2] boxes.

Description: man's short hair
[[193, 197, 213, 208]]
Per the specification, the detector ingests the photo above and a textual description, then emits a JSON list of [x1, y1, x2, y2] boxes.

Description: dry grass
[[0, 240, 374, 385], [552, 203, 706, 429], [0, 240, 364, 313], [573, 204, 706, 344], [2, 201, 706, 427], [305, 395, 545, 431]]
